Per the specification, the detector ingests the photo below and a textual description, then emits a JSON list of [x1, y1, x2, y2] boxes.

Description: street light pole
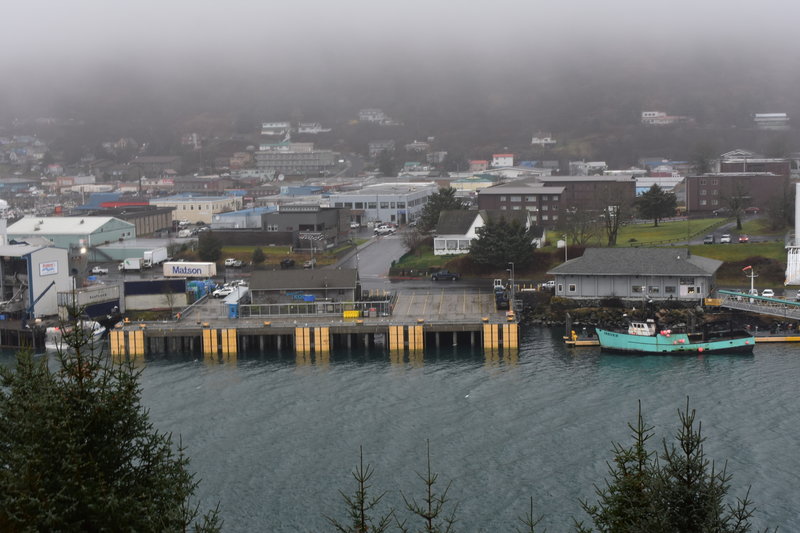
[[563, 233, 568, 262], [507, 262, 515, 312]]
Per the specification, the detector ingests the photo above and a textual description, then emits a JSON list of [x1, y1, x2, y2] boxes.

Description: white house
[[492, 154, 514, 167], [433, 209, 540, 256]]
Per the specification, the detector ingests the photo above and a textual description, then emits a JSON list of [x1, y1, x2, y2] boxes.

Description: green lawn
[[738, 217, 789, 237], [547, 218, 725, 248], [689, 241, 786, 262]]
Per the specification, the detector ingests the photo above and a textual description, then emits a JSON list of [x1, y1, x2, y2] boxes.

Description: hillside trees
[[0, 311, 221, 532]]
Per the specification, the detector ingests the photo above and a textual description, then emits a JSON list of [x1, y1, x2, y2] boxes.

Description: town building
[[753, 113, 789, 131], [684, 172, 786, 214], [327, 182, 438, 225], [547, 248, 721, 301], [262, 205, 350, 250], [469, 160, 489, 172], [717, 150, 791, 176], [433, 210, 536, 256], [297, 122, 332, 134], [250, 269, 360, 305], [358, 109, 388, 123], [0, 242, 71, 317], [131, 155, 183, 177], [477, 175, 636, 226], [254, 143, 336, 175], [149, 194, 242, 224], [261, 122, 292, 136], [211, 206, 277, 230], [6, 216, 136, 250], [531, 134, 557, 146], [492, 154, 514, 167], [80, 206, 175, 237], [368, 140, 396, 159], [641, 111, 693, 126]]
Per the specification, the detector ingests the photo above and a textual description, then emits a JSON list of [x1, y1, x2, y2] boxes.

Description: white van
[[178, 229, 192, 238]]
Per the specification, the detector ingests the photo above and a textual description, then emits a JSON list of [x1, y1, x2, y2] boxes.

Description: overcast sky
[[3, 1, 799, 117]]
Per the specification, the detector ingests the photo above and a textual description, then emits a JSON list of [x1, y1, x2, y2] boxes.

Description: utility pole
[[507, 262, 515, 312]]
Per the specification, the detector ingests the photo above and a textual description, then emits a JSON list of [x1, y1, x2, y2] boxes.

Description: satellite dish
[[277, 174, 285, 181]]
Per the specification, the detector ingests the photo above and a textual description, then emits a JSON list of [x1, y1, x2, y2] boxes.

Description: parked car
[[542, 280, 556, 289], [224, 258, 243, 268], [374, 225, 396, 236], [703, 234, 715, 244], [212, 286, 235, 298], [431, 270, 459, 281], [280, 258, 295, 269], [350, 221, 360, 229], [761, 289, 775, 298], [738, 234, 750, 243], [90, 266, 108, 275], [303, 258, 317, 269], [720, 234, 731, 244]]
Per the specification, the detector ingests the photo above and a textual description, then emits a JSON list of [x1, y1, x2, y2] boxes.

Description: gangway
[[717, 289, 800, 320]]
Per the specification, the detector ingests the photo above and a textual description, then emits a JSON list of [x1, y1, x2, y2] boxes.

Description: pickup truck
[[90, 266, 109, 275], [431, 270, 459, 281], [224, 258, 244, 268], [374, 225, 396, 236]]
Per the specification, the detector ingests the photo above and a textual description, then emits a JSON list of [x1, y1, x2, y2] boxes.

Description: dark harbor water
[[14, 327, 800, 531]]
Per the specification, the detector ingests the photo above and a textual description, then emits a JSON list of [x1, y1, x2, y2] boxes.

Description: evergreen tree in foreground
[[576, 399, 769, 533], [0, 313, 221, 532]]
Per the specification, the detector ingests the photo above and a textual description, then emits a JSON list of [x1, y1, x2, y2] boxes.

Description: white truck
[[118, 257, 143, 271], [143, 247, 168, 268]]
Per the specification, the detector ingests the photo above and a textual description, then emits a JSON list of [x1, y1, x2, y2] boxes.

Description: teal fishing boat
[[595, 319, 754, 355]]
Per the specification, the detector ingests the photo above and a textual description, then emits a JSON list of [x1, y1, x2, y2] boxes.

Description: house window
[[542, 205, 548, 211], [552, 215, 558, 220], [700, 200, 707, 206], [700, 179, 707, 185], [568, 284, 576, 292], [712, 199, 718, 205], [557, 284, 563, 292], [459, 240, 470, 249], [501, 206, 507, 210], [648, 286, 660, 294], [712, 190, 718, 195], [500, 196, 507, 201], [700, 189, 707, 195], [687, 286, 696, 294], [335, 202, 344, 207], [434, 240, 445, 250], [368, 202, 376, 209], [390, 203, 396, 208], [711, 179, 719, 185], [632, 285, 644, 293], [397, 202, 406, 208], [552, 195, 560, 201], [679, 277, 695, 285], [512, 206, 521, 210], [510, 196, 521, 202], [355, 202, 364, 209], [542, 215, 548, 220], [380, 202, 389, 209], [665, 286, 676, 294], [525, 196, 536, 201]]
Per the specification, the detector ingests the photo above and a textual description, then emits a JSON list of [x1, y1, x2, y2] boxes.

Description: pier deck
[[111, 288, 519, 358]]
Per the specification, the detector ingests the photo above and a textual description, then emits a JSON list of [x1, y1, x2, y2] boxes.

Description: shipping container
[[162, 262, 217, 278]]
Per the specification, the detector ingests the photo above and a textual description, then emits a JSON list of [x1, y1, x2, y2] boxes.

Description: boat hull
[[595, 328, 754, 355]]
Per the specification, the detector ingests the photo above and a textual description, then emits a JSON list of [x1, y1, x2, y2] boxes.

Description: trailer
[[143, 247, 168, 268], [163, 261, 217, 278]]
